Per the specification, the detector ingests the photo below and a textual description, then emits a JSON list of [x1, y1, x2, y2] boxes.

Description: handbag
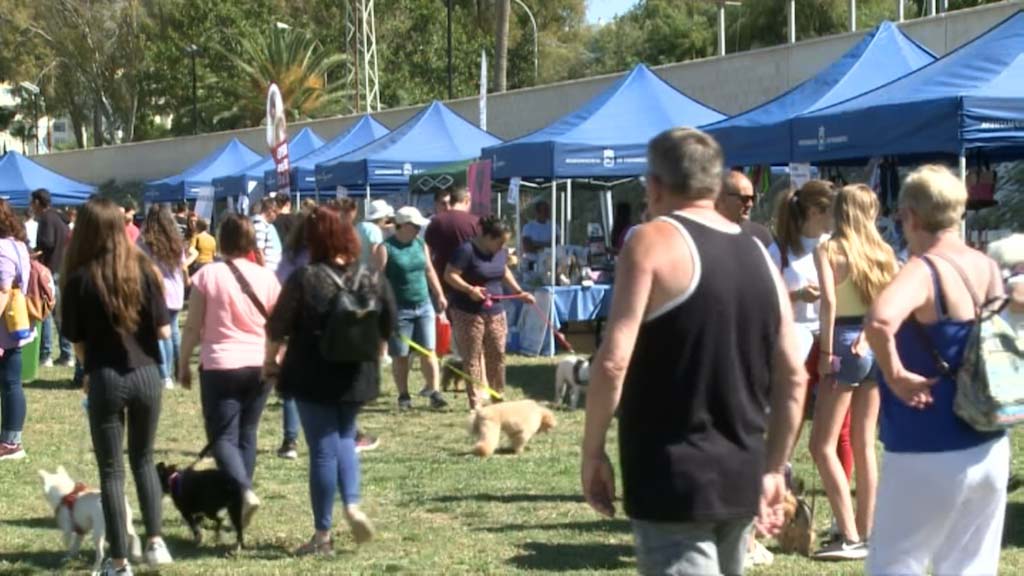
[[915, 255, 1024, 432], [4, 240, 32, 340]]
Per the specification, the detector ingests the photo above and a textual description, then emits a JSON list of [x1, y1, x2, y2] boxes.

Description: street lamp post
[[184, 44, 201, 135], [511, 0, 538, 84]]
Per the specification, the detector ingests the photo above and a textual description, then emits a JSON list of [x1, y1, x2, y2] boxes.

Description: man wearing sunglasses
[[717, 170, 774, 248]]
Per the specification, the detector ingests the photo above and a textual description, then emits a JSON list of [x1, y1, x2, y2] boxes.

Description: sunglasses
[[724, 192, 756, 205]]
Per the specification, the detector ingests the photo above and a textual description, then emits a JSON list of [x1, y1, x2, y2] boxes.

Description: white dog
[[39, 466, 141, 571], [554, 355, 591, 409]]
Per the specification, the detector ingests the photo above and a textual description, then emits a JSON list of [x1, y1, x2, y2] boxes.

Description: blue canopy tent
[[269, 115, 389, 194], [483, 64, 725, 180], [704, 21, 935, 167], [211, 127, 324, 200], [792, 11, 1024, 166], [144, 138, 260, 203], [314, 101, 501, 196], [0, 151, 95, 206]]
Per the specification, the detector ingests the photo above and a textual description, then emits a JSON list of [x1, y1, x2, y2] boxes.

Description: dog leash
[[400, 335, 504, 401], [485, 293, 575, 354]]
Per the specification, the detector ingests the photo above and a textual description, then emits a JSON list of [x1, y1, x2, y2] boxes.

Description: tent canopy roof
[[145, 138, 260, 202], [0, 151, 95, 206], [704, 21, 935, 166], [484, 64, 726, 180], [314, 101, 501, 191], [274, 115, 390, 193], [793, 10, 1024, 162], [212, 127, 324, 198]]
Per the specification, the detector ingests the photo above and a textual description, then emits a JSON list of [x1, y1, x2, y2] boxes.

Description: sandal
[[294, 536, 333, 556]]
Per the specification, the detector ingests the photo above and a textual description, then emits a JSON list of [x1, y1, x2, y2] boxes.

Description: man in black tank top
[[581, 128, 809, 575]]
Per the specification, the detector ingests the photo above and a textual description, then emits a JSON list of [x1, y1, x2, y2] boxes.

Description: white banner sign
[[788, 162, 812, 190], [507, 177, 521, 205]]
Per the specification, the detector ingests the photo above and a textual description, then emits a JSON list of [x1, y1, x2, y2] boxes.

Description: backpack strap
[[920, 256, 949, 320], [225, 260, 268, 320], [911, 256, 954, 377], [927, 253, 982, 315], [319, 263, 347, 291]]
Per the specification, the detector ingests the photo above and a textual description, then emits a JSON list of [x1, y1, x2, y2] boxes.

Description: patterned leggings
[[449, 309, 507, 409]]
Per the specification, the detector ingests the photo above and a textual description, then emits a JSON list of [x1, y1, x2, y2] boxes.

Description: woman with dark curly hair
[[138, 206, 187, 389], [0, 199, 34, 461]]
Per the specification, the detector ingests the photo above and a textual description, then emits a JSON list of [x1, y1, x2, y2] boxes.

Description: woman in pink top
[[179, 214, 281, 529]]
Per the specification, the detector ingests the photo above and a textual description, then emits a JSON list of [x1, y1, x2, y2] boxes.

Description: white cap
[[365, 199, 394, 222], [394, 206, 430, 228]]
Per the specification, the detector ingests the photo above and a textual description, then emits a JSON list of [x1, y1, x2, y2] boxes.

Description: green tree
[[212, 27, 352, 128]]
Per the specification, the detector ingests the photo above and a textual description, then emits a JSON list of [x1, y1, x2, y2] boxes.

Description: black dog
[[156, 462, 245, 549]]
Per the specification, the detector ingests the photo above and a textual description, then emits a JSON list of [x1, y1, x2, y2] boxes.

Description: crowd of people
[[0, 126, 1021, 575], [582, 127, 1023, 575]]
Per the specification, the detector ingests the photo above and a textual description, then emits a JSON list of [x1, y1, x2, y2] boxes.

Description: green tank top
[[384, 236, 430, 307]]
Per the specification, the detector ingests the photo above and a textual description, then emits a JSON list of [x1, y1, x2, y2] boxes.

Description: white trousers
[[868, 436, 1009, 576]]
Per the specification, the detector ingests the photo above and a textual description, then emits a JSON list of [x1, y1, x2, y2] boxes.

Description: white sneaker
[[94, 558, 133, 576], [745, 540, 774, 569], [344, 505, 375, 545], [41, 358, 54, 368], [162, 378, 174, 390], [242, 490, 261, 528], [143, 538, 173, 566]]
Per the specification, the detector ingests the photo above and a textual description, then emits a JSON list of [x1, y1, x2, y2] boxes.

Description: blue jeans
[[283, 397, 300, 443], [199, 367, 270, 491], [388, 301, 436, 357], [632, 518, 752, 576], [832, 322, 876, 386], [0, 348, 24, 445], [157, 311, 181, 380], [297, 400, 361, 531], [41, 272, 72, 362]]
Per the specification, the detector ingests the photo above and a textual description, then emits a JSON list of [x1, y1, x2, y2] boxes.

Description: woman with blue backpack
[[266, 205, 396, 555]]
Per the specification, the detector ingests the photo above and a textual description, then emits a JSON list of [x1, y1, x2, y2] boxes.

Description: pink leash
[[484, 292, 575, 354]]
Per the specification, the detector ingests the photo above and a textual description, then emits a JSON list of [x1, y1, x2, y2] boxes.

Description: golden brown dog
[[777, 491, 816, 557], [469, 400, 556, 458]]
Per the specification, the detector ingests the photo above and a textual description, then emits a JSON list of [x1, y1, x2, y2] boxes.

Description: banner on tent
[[194, 186, 215, 221], [789, 163, 812, 189], [507, 177, 520, 205], [468, 160, 492, 217], [266, 83, 290, 196]]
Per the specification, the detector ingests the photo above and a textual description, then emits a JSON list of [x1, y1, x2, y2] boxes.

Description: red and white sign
[[266, 83, 290, 196]]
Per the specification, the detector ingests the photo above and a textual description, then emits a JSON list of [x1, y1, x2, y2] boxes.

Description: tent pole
[[365, 183, 371, 202], [496, 192, 502, 219], [565, 179, 572, 246], [959, 151, 967, 240], [515, 187, 522, 262], [549, 179, 557, 356]]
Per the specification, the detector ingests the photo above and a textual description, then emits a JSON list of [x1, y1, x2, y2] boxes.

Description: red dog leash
[[485, 292, 575, 354]]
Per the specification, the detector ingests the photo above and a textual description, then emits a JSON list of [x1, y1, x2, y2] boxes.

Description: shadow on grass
[[23, 378, 75, 391], [508, 541, 633, 572], [484, 518, 630, 534], [429, 493, 584, 504], [0, 549, 68, 572], [161, 533, 295, 561], [1003, 500, 1024, 547], [506, 363, 556, 402], [0, 516, 56, 530]]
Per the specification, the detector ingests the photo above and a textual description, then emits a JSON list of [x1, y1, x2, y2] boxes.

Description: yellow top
[[835, 276, 869, 317], [191, 232, 217, 264]]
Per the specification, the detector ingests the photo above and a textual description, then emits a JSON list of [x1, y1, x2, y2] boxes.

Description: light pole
[[183, 44, 202, 135], [19, 81, 40, 155], [511, 0, 538, 84], [717, 1, 742, 56]]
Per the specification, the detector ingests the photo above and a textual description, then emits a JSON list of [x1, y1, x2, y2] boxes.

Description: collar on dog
[[573, 359, 589, 384], [55, 482, 89, 536]]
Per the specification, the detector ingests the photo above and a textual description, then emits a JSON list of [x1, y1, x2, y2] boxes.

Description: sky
[[586, 0, 640, 24]]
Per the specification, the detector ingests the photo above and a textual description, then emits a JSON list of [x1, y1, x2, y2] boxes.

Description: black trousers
[[199, 367, 269, 491], [87, 364, 164, 558]]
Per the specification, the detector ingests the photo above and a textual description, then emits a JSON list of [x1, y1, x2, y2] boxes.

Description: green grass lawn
[[2, 357, 1024, 575]]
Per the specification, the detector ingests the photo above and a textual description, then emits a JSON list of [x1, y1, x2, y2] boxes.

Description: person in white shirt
[[522, 200, 557, 254], [24, 211, 38, 251], [251, 199, 282, 272], [987, 233, 1024, 334]]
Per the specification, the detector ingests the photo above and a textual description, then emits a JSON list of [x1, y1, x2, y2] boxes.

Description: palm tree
[[213, 27, 352, 128]]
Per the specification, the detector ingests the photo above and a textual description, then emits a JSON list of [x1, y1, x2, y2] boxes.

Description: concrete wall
[[33, 1, 1023, 185]]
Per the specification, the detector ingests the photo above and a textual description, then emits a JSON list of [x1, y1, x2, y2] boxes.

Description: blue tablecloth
[[507, 284, 613, 356]]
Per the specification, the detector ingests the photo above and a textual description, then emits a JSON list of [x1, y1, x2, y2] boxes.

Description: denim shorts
[[389, 301, 436, 357], [832, 321, 877, 386]]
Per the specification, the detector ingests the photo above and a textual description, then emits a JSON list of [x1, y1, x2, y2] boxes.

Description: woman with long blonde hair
[[810, 184, 896, 560]]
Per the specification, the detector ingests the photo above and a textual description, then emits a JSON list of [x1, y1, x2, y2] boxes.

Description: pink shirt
[[192, 258, 281, 370]]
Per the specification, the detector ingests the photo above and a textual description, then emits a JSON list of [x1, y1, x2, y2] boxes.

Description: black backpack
[[316, 263, 382, 364]]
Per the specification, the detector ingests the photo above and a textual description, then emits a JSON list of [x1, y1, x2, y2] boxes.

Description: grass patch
[[2, 358, 1024, 574]]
